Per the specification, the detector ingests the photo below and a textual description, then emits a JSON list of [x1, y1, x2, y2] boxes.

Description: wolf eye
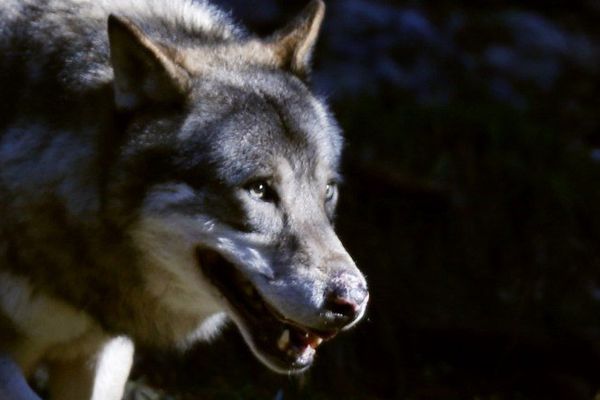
[[325, 182, 337, 202], [246, 180, 277, 202], [248, 181, 267, 198]]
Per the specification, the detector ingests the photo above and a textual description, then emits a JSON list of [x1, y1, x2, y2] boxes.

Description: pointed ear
[[267, 0, 325, 80], [108, 14, 190, 111]]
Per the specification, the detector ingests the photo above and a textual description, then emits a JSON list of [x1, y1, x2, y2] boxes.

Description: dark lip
[[196, 247, 338, 371]]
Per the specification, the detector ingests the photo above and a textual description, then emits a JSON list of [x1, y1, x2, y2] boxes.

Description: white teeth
[[277, 329, 290, 351]]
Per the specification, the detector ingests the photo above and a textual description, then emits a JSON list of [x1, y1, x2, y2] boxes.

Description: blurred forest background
[[130, 1, 600, 399]]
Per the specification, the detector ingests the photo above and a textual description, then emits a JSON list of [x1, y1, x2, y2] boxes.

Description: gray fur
[[0, 0, 368, 398]]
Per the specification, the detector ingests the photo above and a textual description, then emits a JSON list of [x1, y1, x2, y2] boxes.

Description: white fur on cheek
[[131, 216, 224, 320], [183, 312, 228, 345], [215, 237, 273, 279]]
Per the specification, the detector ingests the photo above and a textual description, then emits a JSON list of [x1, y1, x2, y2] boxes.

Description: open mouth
[[196, 248, 338, 372]]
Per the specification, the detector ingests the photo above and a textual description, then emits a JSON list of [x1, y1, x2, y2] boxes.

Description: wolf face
[[108, 2, 369, 372]]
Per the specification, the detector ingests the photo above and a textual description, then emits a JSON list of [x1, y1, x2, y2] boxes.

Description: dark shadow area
[[132, 1, 600, 398]]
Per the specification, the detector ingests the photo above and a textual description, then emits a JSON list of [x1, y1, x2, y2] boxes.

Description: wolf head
[[106, 0, 368, 373]]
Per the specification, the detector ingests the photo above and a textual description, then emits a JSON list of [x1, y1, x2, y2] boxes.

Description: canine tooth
[[310, 337, 323, 349], [277, 329, 290, 351]]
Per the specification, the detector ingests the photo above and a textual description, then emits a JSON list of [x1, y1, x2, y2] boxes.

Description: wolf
[[0, 0, 369, 398]]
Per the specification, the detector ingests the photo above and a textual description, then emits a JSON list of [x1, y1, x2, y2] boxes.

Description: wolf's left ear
[[108, 15, 190, 111], [267, 0, 325, 80]]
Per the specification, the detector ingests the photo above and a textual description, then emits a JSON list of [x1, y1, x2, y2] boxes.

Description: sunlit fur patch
[[129, 213, 227, 348]]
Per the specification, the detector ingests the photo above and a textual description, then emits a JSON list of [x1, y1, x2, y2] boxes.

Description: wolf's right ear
[[108, 15, 190, 111]]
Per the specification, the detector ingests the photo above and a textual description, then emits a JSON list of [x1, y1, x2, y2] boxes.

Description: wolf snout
[[322, 273, 369, 328]]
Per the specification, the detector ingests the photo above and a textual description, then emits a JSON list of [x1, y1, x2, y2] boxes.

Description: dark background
[[133, 1, 600, 399]]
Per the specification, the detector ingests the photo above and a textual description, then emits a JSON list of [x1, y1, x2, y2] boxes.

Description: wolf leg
[[47, 336, 134, 400], [0, 354, 42, 400]]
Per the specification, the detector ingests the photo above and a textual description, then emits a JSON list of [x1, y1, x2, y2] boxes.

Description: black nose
[[324, 279, 369, 323]]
